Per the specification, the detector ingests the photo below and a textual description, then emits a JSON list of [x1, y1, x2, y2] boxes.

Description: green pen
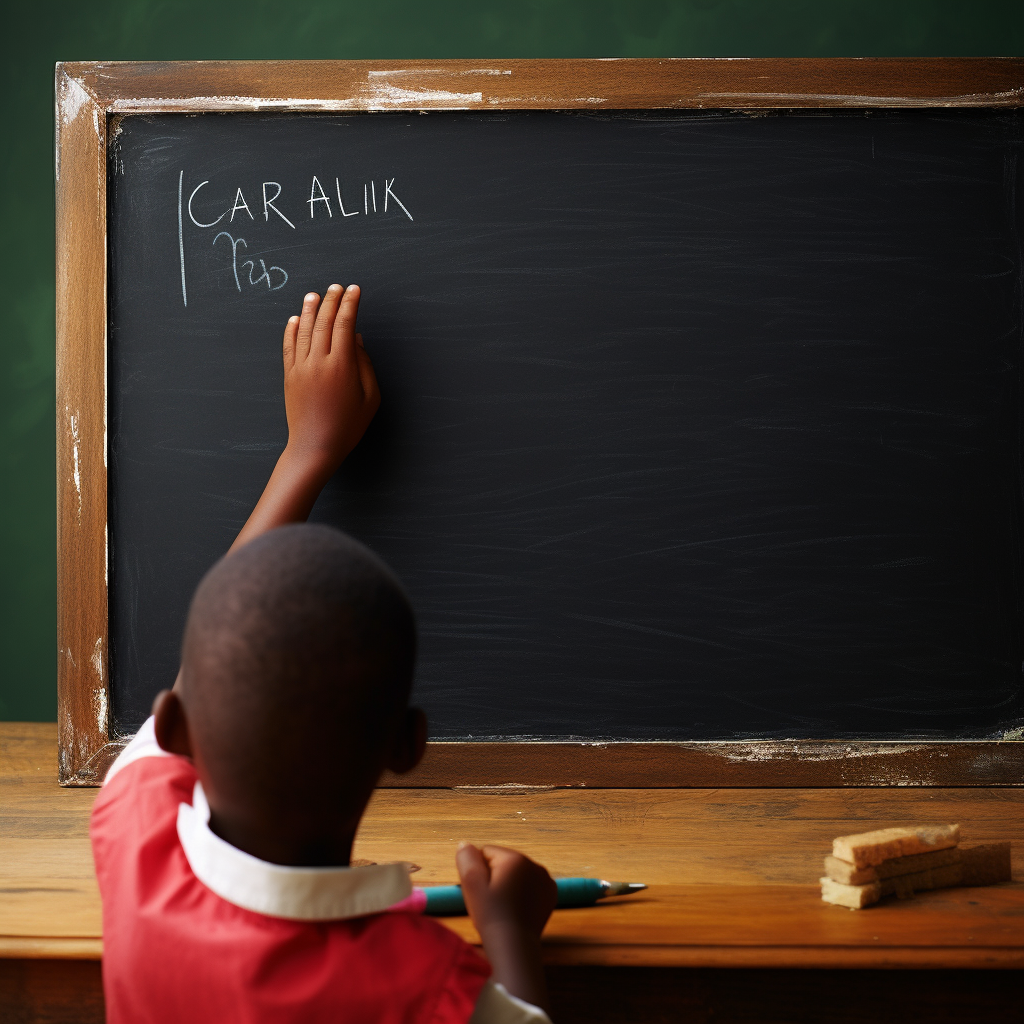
[[415, 878, 647, 916]]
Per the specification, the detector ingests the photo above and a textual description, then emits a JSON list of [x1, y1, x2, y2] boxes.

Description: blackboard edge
[[61, 58, 1024, 116], [54, 58, 1024, 787], [55, 738, 1024, 788]]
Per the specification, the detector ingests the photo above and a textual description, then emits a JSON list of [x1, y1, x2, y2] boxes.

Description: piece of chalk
[[832, 824, 960, 869], [824, 845, 961, 886], [823, 861, 965, 908], [820, 876, 882, 909], [959, 842, 1012, 886], [821, 842, 1011, 909]]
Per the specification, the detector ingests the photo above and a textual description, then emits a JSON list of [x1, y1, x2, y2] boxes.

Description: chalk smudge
[[93, 686, 108, 734], [69, 410, 82, 523]]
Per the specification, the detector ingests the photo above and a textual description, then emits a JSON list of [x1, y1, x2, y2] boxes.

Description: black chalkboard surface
[[108, 109, 1023, 742]]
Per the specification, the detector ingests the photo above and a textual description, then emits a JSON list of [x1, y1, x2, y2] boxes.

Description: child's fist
[[456, 843, 557, 940], [282, 284, 380, 472]]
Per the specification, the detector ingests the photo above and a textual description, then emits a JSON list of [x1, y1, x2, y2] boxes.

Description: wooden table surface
[[3, 723, 1021, 971]]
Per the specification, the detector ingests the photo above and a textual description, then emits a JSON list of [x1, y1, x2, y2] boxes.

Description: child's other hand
[[282, 284, 380, 473], [456, 843, 557, 940]]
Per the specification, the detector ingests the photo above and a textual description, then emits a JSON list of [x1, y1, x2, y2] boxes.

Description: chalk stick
[[820, 843, 1011, 908], [821, 863, 960, 908], [820, 876, 882, 909], [959, 842, 1011, 886], [824, 845, 961, 885], [886, 862, 964, 899], [832, 824, 960, 869], [890, 844, 1011, 892]]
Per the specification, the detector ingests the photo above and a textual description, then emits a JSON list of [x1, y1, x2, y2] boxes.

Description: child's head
[[153, 524, 424, 866]]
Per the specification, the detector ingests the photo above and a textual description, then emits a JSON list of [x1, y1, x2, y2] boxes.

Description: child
[[91, 284, 557, 1023]]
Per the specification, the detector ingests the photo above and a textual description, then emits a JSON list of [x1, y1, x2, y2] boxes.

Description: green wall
[[2, 1, 1022, 720]]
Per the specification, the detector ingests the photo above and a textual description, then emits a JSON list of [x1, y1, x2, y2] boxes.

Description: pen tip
[[604, 881, 647, 896]]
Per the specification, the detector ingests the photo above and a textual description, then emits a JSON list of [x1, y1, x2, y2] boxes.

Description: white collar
[[177, 782, 412, 921]]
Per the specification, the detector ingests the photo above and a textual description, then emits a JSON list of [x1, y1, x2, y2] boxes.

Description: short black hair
[[181, 524, 416, 822]]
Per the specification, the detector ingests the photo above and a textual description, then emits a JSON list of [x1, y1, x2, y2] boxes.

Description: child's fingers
[[332, 284, 361, 353], [478, 845, 522, 877], [479, 843, 517, 862], [456, 842, 491, 896], [282, 315, 300, 370], [295, 292, 321, 360], [355, 332, 365, 349], [312, 283, 344, 355]]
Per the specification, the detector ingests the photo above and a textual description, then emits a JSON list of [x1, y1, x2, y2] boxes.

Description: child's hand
[[282, 284, 380, 473], [456, 843, 557, 940], [457, 844, 555, 1011]]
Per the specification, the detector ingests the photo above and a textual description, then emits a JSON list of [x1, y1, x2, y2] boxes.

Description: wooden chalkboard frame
[[55, 58, 1024, 786]]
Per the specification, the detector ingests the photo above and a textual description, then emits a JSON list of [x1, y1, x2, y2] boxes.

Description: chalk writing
[[309, 175, 332, 218], [243, 258, 288, 291], [230, 188, 254, 222], [263, 182, 296, 228], [336, 178, 359, 217], [188, 180, 226, 228], [213, 232, 288, 293], [177, 171, 187, 306], [385, 178, 414, 221], [177, 171, 415, 307], [213, 231, 247, 291]]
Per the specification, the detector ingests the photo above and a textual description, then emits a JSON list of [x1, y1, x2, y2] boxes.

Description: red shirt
[[91, 727, 491, 1024]]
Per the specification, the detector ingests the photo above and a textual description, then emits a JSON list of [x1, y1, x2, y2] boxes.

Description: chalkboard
[[106, 107, 1024, 743]]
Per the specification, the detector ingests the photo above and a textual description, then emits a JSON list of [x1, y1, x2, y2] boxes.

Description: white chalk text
[[177, 172, 415, 306]]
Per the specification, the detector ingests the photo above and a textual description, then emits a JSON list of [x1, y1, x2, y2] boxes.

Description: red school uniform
[[91, 720, 545, 1024]]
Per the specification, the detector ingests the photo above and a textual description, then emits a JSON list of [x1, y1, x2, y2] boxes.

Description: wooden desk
[[2, 723, 1021, 1022]]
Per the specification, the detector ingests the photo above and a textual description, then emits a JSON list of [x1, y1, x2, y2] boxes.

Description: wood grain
[[54, 66, 117, 787], [381, 740, 1024, 788], [67, 738, 1024, 792], [4, 724, 1021, 969], [61, 59, 1024, 113], [0, 726, 102, 947]]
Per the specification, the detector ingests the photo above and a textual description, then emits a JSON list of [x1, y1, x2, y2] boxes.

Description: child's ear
[[387, 707, 427, 775], [152, 688, 193, 758]]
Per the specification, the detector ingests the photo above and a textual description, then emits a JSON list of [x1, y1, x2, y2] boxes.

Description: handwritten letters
[[177, 172, 414, 306]]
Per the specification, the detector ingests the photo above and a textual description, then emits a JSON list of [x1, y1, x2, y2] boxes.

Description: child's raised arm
[[169, 284, 377, 695], [229, 283, 379, 553]]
